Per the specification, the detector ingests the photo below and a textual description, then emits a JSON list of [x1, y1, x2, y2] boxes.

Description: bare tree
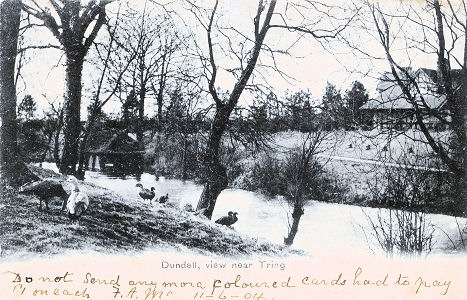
[[283, 131, 330, 246], [76, 6, 137, 176], [151, 23, 182, 132], [186, 0, 355, 219], [22, 0, 114, 174], [366, 0, 466, 216], [360, 155, 446, 257], [109, 1, 181, 141]]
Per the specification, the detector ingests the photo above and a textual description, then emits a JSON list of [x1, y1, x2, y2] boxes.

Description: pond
[[40, 162, 466, 258]]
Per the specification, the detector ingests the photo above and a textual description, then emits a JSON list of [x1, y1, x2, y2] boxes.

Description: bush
[[361, 159, 451, 256], [248, 152, 286, 197], [17, 120, 48, 162], [145, 133, 204, 179], [242, 149, 348, 202]]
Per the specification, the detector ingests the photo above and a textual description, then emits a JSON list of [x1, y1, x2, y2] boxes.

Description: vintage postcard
[[0, 0, 466, 299]]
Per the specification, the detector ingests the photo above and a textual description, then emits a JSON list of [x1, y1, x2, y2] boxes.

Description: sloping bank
[[0, 165, 301, 260]]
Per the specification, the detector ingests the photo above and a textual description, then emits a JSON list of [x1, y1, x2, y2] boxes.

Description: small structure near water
[[87, 132, 145, 175]]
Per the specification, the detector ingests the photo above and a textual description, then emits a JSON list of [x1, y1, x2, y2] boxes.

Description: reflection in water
[[40, 162, 466, 257]]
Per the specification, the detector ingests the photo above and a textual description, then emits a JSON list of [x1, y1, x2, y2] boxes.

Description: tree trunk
[[182, 136, 187, 180], [451, 64, 467, 216], [137, 88, 145, 142], [76, 131, 90, 179], [39, 129, 54, 164], [156, 53, 167, 131], [284, 204, 304, 246], [0, 0, 21, 183], [434, 1, 466, 216], [53, 109, 64, 169], [196, 108, 231, 219], [60, 51, 84, 174], [157, 91, 163, 131], [77, 108, 99, 176], [0, 0, 39, 186]]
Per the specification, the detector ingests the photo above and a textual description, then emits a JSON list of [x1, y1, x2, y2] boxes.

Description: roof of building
[[360, 68, 451, 111], [88, 131, 143, 154]]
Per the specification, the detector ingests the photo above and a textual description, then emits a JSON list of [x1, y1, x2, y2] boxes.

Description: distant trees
[[163, 86, 206, 179], [344, 81, 369, 127], [321, 82, 346, 130], [237, 83, 369, 133], [16, 95, 46, 163], [283, 90, 315, 132], [121, 90, 139, 131], [107, 1, 183, 140], [17, 94, 36, 120], [22, 0, 114, 174]]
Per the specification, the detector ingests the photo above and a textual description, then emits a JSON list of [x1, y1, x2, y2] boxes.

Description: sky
[[15, 0, 465, 118]]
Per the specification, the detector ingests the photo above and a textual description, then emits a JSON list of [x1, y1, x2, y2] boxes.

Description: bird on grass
[[66, 176, 89, 221], [136, 183, 155, 204], [158, 193, 169, 204], [19, 179, 68, 211], [215, 211, 238, 227]]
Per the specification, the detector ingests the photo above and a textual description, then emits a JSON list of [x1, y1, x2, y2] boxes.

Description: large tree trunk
[[450, 77, 466, 216], [77, 125, 92, 179], [196, 108, 231, 219], [433, 1, 466, 216], [0, 0, 39, 186], [451, 56, 467, 216], [53, 108, 64, 169], [77, 105, 100, 177], [0, 0, 21, 182], [60, 52, 84, 174]]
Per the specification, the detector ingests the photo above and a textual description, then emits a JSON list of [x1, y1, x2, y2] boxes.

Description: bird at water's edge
[[136, 183, 156, 204], [215, 211, 238, 226]]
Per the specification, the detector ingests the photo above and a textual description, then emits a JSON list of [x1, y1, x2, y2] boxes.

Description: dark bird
[[19, 179, 68, 211], [158, 193, 169, 204], [215, 211, 238, 227], [136, 183, 155, 204], [66, 176, 89, 221]]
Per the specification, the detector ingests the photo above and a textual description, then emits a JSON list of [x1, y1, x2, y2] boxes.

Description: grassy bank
[[0, 166, 299, 260]]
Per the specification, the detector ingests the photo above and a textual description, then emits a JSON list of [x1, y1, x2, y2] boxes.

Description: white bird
[[66, 176, 89, 220]]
